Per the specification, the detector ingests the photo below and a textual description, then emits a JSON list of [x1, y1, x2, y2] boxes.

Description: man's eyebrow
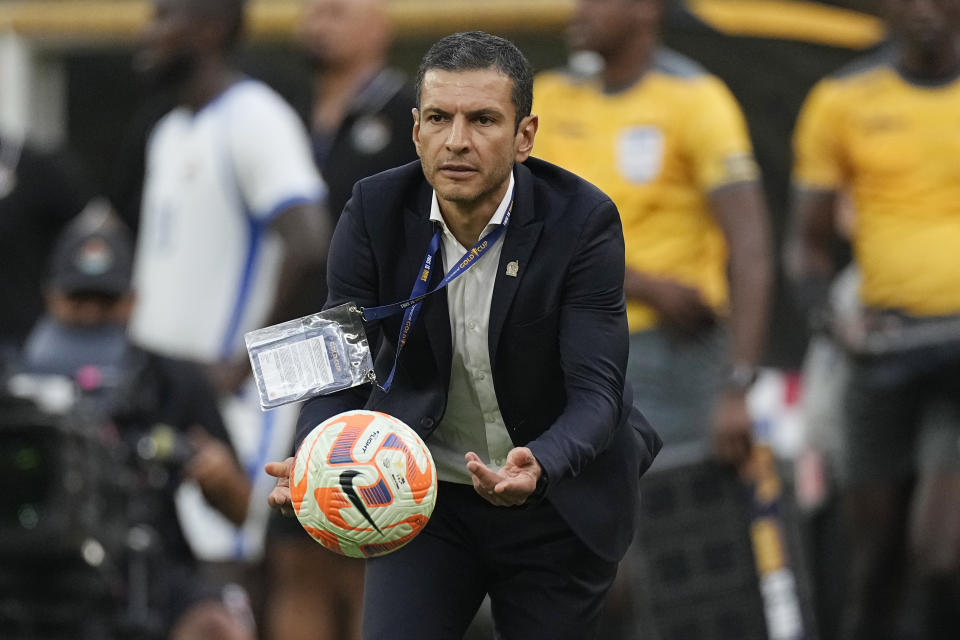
[[420, 106, 451, 116], [466, 108, 504, 119], [420, 106, 505, 119]]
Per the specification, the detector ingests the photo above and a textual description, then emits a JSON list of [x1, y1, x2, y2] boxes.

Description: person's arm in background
[[782, 76, 848, 512], [207, 201, 329, 394], [710, 180, 773, 467], [678, 77, 774, 468], [265, 201, 330, 329], [210, 90, 332, 394], [171, 357, 252, 525], [784, 77, 848, 324], [783, 187, 839, 315], [625, 183, 774, 469], [185, 425, 251, 526]]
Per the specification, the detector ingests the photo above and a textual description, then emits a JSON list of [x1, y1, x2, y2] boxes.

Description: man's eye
[[477, 116, 493, 125], [428, 114, 445, 123]]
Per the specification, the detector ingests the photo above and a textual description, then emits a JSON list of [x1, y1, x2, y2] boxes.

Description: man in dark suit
[[266, 31, 660, 640]]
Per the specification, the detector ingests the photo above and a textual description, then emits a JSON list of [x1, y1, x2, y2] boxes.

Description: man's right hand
[[265, 456, 296, 517]]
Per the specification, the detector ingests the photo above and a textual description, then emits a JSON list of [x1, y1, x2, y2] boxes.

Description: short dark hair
[[414, 31, 534, 130]]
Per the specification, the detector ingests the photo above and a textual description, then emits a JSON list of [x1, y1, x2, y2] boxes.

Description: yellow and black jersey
[[533, 48, 759, 331], [793, 51, 960, 316]]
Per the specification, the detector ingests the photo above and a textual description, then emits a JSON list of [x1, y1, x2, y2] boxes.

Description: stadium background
[[0, 0, 885, 369], [0, 1, 886, 637]]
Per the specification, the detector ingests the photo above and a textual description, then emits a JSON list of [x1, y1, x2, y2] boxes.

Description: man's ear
[[411, 107, 422, 157], [514, 114, 539, 163]]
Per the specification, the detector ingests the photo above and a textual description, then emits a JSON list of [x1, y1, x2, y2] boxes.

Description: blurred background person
[[0, 129, 92, 363], [786, 0, 960, 637], [297, 0, 417, 226], [791, 198, 857, 640], [290, 0, 417, 315], [0, 0, 898, 637], [260, 1, 415, 639], [533, 0, 774, 635], [127, 0, 329, 614], [17, 203, 255, 640], [534, 0, 772, 468]]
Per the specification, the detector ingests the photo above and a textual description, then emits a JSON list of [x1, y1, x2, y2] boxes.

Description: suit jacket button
[[419, 417, 435, 429]]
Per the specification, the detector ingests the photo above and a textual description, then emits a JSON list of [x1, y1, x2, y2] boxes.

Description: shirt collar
[[429, 170, 515, 236]]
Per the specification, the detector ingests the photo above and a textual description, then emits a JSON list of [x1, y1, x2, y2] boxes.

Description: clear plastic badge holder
[[244, 303, 375, 410]]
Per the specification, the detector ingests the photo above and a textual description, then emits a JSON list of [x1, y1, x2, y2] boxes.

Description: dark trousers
[[362, 481, 619, 640]]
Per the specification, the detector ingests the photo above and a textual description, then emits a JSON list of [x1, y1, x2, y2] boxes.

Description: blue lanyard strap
[[361, 197, 513, 392]]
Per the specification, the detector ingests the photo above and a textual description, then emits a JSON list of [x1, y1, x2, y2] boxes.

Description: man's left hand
[[465, 447, 540, 507]]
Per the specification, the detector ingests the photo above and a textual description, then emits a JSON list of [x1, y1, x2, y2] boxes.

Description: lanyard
[[361, 195, 513, 392]]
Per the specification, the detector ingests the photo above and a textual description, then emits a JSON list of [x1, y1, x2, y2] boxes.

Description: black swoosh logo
[[339, 470, 383, 534]]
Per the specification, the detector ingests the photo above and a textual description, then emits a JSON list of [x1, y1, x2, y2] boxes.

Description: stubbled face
[[884, 0, 960, 54], [297, 0, 386, 69], [567, 0, 660, 56], [413, 68, 536, 214]]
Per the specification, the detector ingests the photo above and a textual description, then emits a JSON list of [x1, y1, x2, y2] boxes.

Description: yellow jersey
[[793, 53, 960, 316], [533, 49, 759, 331]]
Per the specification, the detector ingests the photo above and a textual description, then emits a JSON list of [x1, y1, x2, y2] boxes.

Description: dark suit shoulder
[[347, 157, 616, 233], [522, 156, 616, 222], [345, 160, 427, 224], [353, 160, 424, 202]]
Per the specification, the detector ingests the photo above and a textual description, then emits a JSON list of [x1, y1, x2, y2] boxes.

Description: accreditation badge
[[617, 126, 664, 184], [245, 303, 375, 410]]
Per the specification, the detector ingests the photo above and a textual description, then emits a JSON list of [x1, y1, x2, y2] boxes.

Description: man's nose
[[444, 116, 470, 152]]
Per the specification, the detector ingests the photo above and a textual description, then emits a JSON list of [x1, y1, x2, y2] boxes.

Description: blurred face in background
[[884, 0, 960, 54], [135, 0, 202, 85], [297, 0, 391, 70], [567, 0, 662, 56], [47, 291, 134, 329]]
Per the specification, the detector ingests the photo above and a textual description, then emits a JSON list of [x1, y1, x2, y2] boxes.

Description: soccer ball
[[290, 409, 437, 558]]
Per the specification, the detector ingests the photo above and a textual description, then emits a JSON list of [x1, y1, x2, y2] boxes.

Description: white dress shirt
[[428, 172, 516, 484]]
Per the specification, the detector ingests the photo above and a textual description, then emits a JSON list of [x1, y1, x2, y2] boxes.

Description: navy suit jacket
[[297, 157, 661, 562]]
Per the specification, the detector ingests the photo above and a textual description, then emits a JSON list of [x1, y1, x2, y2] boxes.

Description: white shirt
[[428, 172, 516, 484], [130, 80, 325, 363]]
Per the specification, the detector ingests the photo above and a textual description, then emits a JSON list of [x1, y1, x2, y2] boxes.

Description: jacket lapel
[[489, 163, 543, 369]]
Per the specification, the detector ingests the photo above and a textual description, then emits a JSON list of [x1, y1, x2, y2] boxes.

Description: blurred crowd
[[1, 0, 959, 639]]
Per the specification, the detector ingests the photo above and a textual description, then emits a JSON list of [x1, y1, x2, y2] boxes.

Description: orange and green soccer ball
[[290, 409, 437, 558]]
